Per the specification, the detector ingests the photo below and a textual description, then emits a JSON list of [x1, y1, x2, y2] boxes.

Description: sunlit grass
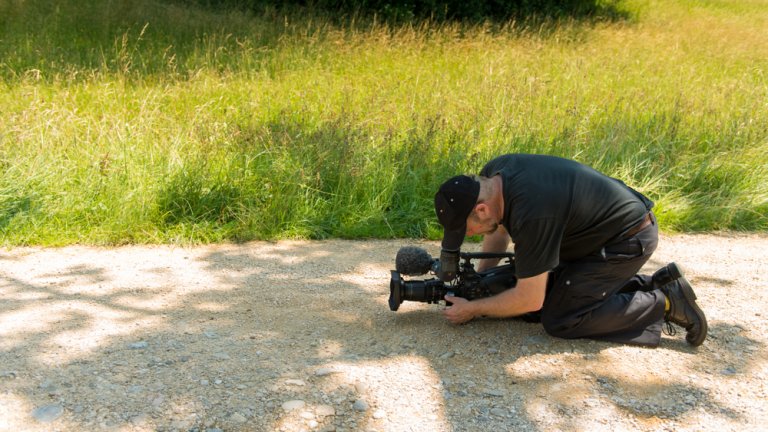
[[0, 0, 766, 245]]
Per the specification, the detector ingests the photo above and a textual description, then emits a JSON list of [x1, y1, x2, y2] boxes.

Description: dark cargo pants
[[540, 214, 667, 347]]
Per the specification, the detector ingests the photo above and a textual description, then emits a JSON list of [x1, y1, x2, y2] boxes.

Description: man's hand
[[441, 272, 548, 324], [442, 295, 476, 324]]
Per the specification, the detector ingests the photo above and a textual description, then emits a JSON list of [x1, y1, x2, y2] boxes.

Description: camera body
[[388, 247, 518, 311]]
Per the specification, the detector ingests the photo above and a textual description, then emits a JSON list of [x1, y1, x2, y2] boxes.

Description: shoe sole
[[667, 262, 683, 280], [677, 277, 708, 346]]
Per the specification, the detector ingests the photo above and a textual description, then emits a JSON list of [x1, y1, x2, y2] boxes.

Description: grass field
[[1, 0, 766, 245]]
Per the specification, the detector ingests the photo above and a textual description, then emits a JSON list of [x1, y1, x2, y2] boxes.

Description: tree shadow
[[192, 0, 632, 23], [0, 240, 764, 431], [0, 0, 635, 83]]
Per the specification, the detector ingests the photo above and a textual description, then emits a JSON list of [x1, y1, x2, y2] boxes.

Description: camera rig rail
[[388, 247, 518, 311]]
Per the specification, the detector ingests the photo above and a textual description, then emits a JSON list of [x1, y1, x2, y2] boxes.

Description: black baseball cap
[[434, 175, 480, 250]]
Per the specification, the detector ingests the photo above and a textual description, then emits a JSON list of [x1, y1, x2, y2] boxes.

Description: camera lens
[[389, 271, 446, 311], [388, 271, 403, 311]]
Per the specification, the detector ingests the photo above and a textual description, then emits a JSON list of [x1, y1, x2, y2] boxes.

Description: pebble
[[373, 409, 386, 419], [315, 368, 336, 376], [130, 414, 149, 425], [230, 412, 247, 423], [282, 400, 306, 411], [526, 335, 548, 345], [171, 419, 194, 429], [490, 407, 507, 417], [31, 404, 64, 423], [440, 351, 455, 360], [316, 405, 336, 417], [151, 395, 165, 407], [353, 399, 369, 411], [129, 341, 148, 349]]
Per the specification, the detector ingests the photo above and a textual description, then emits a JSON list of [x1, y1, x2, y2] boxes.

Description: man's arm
[[442, 272, 548, 324], [476, 226, 510, 272]]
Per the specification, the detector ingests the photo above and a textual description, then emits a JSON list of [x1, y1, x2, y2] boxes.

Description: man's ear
[[474, 202, 490, 218]]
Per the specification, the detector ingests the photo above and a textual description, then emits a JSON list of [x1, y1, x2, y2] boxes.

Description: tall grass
[[1, 0, 766, 245]]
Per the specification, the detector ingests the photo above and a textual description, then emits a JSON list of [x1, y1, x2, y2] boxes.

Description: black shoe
[[660, 277, 708, 346], [652, 262, 683, 288]]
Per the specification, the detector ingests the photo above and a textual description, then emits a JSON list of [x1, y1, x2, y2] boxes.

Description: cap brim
[[441, 225, 466, 251]]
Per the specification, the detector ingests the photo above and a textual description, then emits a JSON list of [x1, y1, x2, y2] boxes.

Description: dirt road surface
[[1, 234, 766, 432]]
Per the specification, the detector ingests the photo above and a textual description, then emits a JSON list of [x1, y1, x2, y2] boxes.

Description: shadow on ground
[[0, 239, 765, 431]]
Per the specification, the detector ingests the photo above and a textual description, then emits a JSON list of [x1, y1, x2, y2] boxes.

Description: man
[[434, 154, 707, 347]]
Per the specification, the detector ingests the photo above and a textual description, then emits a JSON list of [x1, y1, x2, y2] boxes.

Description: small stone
[[316, 405, 335, 417], [282, 400, 306, 411], [315, 368, 336, 376], [526, 335, 547, 345], [171, 419, 193, 429], [31, 405, 64, 423], [285, 379, 306, 386], [151, 395, 165, 407], [353, 399, 369, 411], [490, 408, 507, 417], [130, 413, 149, 425], [129, 341, 148, 349], [230, 412, 247, 423], [439, 351, 455, 360], [373, 409, 386, 419], [213, 352, 230, 360]]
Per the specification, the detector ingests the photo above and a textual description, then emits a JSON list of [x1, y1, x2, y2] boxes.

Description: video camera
[[388, 246, 518, 311]]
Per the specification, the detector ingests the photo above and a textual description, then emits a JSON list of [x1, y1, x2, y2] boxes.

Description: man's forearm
[[478, 227, 510, 271], [465, 273, 547, 318]]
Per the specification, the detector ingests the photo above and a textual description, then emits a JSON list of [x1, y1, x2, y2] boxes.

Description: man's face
[[465, 212, 498, 237]]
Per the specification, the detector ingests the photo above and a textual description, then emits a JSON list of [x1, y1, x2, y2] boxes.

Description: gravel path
[[1, 234, 766, 432]]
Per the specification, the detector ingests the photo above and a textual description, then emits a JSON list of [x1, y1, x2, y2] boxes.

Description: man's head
[[434, 175, 480, 251]]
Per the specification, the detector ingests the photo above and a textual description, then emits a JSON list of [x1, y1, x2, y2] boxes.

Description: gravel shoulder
[[1, 234, 766, 432]]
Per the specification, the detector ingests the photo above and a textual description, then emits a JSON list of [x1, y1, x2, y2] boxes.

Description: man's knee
[[540, 313, 580, 339]]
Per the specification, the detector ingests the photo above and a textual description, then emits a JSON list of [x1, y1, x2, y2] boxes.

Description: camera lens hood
[[388, 270, 403, 311]]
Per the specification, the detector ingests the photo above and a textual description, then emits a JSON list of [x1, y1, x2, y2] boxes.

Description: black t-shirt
[[479, 154, 653, 278]]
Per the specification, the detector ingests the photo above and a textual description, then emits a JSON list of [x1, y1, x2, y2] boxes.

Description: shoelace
[[663, 320, 677, 336]]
